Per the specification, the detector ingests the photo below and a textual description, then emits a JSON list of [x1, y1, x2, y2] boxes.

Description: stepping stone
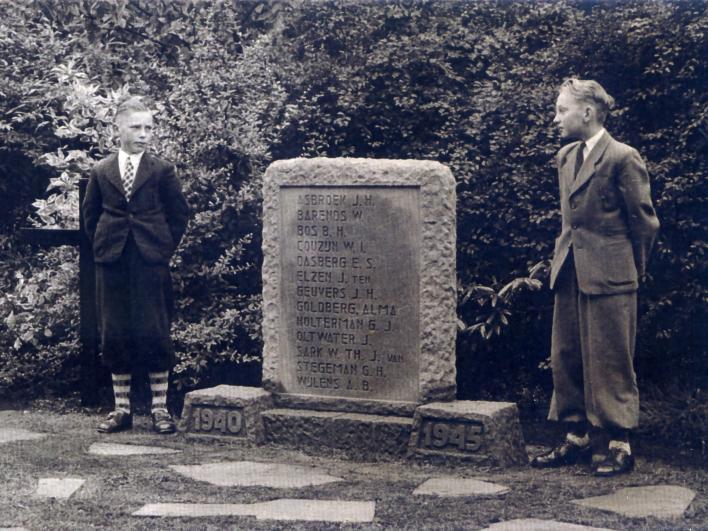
[[482, 519, 614, 531], [134, 498, 375, 522], [573, 485, 696, 519], [88, 442, 181, 456], [170, 461, 343, 488], [0, 428, 46, 444], [35, 478, 85, 499], [413, 477, 509, 497]]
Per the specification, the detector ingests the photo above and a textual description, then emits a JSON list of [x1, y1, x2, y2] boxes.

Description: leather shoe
[[530, 440, 591, 468], [594, 447, 635, 477], [97, 410, 132, 433], [151, 409, 176, 434]]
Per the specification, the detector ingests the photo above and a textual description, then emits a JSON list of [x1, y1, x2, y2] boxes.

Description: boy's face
[[553, 89, 589, 141], [115, 110, 153, 154]]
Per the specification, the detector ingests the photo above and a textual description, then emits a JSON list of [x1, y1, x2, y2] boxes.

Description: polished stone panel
[[279, 186, 421, 403]]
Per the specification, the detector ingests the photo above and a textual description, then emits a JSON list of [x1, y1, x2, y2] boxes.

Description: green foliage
[[268, 0, 707, 402], [0, 0, 705, 436], [0, 242, 80, 397], [640, 385, 708, 452]]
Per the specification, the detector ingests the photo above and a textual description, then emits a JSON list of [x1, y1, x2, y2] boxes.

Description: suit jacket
[[82, 152, 190, 265], [549, 131, 660, 295]]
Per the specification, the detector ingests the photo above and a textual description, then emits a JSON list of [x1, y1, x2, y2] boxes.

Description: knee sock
[[566, 421, 589, 446], [608, 427, 631, 453], [148, 371, 169, 414], [111, 373, 131, 414]]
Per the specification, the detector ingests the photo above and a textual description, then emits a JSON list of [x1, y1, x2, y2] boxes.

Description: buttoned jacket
[[83, 152, 190, 265], [549, 132, 660, 295]]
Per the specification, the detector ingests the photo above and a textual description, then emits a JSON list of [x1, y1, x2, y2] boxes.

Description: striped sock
[[148, 371, 169, 414], [111, 373, 131, 414]]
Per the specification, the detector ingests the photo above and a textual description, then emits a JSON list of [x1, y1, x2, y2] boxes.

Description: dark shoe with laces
[[530, 440, 591, 468], [151, 409, 176, 434], [97, 410, 132, 433], [594, 447, 635, 477]]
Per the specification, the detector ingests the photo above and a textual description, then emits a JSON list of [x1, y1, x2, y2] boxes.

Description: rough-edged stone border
[[262, 158, 457, 415]]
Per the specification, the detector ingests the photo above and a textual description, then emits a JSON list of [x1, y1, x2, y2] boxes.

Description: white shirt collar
[[583, 127, 606, 156], [118, 149, 144, 176]]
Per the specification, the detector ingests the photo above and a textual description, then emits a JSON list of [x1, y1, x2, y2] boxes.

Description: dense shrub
[[0, 0, 705, 443], [267, 0, 707, 402]]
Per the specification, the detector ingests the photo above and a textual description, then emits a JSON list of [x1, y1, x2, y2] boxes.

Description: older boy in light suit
[[83, 96, 189, 434], [531, 79, 659, 476]]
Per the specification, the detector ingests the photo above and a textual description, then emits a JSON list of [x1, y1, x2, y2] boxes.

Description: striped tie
[[123, 157, 136, 197]]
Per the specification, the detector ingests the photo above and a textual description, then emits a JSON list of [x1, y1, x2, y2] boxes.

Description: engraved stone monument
[[261, 158, 457, 415], [181, 157, 526, 464]]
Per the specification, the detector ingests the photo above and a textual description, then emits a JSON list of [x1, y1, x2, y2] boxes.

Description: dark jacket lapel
[[558, 141, 579, 195], [103, 153, 125, 195], [569, 131, 611, 197], [129, 152, 153, 197]]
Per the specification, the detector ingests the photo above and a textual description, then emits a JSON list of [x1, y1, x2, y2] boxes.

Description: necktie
[[574, 142, 586, 180], [123, 157, 135, 198]]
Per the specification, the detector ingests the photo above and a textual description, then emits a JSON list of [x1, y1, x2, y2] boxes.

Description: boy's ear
[[582, 104, 594, 123]]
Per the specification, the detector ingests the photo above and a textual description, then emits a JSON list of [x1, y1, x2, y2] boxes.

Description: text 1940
[[191, 407, 244, 435]]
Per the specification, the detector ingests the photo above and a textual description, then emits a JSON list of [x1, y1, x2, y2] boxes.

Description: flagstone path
[[133, 499, 376, 522], [573, 485, 697, 519], [481, 519, 615, 530], [0, 410, 703, 528], [413, 477, 510, 497], [169, 461, 343, 488], [35, 478, 85, 499], [0, 428, 46, 444], [87, 442, 181, 456]]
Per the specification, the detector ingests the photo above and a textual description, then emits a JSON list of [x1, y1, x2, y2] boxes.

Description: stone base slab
[[262, 408, 413, 456], [179, 385, 273, 444], [273, 392, 418, 416], [408, 401, 527, 466]]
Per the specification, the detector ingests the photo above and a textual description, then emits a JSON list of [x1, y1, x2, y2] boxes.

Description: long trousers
[[548, 257, 639, 430]]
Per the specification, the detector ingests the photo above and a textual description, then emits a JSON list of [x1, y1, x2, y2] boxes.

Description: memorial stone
[[183, 157, 526, 461], [261, 158, 457, 415]]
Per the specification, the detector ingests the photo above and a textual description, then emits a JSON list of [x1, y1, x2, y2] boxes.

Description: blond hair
[[114, 95, 152, 123], [559, 79, 615, 124]]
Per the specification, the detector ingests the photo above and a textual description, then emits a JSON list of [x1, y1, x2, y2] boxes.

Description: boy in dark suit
[[531, 79, 659, 476], [83, 96, 189, 434]]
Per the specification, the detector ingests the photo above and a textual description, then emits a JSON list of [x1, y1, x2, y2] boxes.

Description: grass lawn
[[0, 400, 706, 530]]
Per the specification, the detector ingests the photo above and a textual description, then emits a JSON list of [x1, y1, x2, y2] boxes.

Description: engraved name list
[[279, 186, 421, 403]]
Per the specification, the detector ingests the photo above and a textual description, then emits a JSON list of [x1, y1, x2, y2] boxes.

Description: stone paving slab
[[481, 519, 615, 531], [170, 461, 343, 488], [87, 442, 181, 456], [413, 477, 509, 497], [573, 485, 696, 519], [0, 428, 47, 444], [133, 499, 376, 522], [35, 478, 85, 499]]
